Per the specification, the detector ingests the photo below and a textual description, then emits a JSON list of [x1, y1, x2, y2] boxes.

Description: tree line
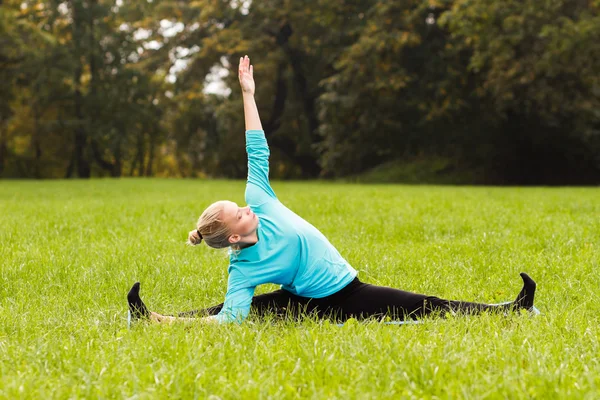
[[1, 0, 599, 183]]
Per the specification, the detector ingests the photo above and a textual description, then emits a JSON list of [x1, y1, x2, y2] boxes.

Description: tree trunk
[[113, 133, 122, 177], [65, 154, 74, 178], [31, 104, 42, 178], [61, 114, 75, 178], [280, 27, 320, 177], [264, 22, 321, 177], [0, 119, 6, 176], [129, 153, 138, 177], [285, 46, 319, 143], [71, 0, 91, 178], [73, 80, 91, 178], [130, 131, 145, 176], [91, 138, 116, 176], [73, 115, 90, 178], [136, 132, 145, 176], [145, 130, 155, 176], [88, 0, 102, 176]]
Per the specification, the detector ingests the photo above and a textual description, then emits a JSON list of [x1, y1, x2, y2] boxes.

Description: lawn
[[1, 179, 598, 399]]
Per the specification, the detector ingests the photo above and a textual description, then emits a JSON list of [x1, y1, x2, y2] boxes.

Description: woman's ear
[[229, 234, 241, 244]]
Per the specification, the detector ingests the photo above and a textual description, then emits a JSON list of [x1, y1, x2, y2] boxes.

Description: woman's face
[[221, 200, 259, 242]]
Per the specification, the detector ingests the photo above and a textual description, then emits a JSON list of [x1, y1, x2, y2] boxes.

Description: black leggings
[[178, 277, 510, 321]]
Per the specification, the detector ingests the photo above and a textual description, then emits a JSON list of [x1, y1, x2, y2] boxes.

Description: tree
[[441, 0, 600, 183], [318, 1, 457, 176]]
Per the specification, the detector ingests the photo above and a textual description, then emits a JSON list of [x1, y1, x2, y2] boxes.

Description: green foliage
[[442, 0, 600, 124], [438, 0, 600, 183], [0, 2, 60, 176], [1, 180, 599, 397], [1, 0, 599, 182], [319, 1, 450, 176]]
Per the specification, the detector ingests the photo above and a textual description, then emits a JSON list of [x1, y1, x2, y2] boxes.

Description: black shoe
[[513, 272, 536, 311], [127, 282, 150, 321]]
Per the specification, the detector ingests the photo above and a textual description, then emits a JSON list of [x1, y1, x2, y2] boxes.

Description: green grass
[[1, 179, 599, 399]]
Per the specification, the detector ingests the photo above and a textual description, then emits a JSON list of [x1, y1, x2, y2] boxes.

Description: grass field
[[1, 179, 599, 399]]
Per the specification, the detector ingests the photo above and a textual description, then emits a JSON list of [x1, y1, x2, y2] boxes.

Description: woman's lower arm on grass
[[150, 312, 218, 324]]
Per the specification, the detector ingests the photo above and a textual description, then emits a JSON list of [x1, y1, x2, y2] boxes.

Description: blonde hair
[[188, 201, 235, 249]]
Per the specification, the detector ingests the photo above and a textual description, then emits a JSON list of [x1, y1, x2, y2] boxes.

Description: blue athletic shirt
[[215, 130, 357, 323]]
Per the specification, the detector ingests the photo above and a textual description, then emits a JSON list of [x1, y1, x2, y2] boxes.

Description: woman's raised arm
[[239, 55, 262, 131], [239, 55, 276, 203]]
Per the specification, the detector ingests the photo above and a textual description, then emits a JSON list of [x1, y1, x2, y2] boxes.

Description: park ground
[[1, 179, 599, 398]]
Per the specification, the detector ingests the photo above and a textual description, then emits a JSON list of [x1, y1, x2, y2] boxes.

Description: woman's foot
[[513, 272, 536, 311], [127, 282, 150, 320]]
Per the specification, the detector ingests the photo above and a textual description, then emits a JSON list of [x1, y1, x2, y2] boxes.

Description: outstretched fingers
[[238, 55, 255, 95], [239, 55, 251, 74]]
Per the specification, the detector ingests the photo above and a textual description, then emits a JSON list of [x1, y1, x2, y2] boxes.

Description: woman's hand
[[239, 54, 262, 130], [150, 311, 215, 324], [238, 55, 255, 95], [150, 312, 177, 324]]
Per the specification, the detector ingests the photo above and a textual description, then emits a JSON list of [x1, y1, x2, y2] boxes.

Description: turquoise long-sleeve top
[[215, 130, 357, 323]]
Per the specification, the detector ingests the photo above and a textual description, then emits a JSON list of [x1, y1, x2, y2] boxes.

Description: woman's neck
[[238, 229, 259, 249]]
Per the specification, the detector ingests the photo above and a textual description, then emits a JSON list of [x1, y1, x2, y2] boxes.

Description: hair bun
[[188, 229, 203, 246]]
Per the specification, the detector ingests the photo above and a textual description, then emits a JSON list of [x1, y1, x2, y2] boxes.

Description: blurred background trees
[[1, 0, 599, 183]]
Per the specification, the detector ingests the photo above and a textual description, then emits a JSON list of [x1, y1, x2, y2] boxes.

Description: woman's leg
[[177, 303, 222, 318], [317, 273, 536, 321], [130, 273, 536, 322]]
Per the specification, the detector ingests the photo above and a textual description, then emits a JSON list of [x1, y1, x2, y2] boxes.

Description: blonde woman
[[127, 56, 537, 324]]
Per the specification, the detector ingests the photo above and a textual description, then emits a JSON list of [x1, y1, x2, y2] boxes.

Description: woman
[[128, 55, 537, 325]]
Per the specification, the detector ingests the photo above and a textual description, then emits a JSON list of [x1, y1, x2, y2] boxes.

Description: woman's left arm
[[150, 312, 218, 324]]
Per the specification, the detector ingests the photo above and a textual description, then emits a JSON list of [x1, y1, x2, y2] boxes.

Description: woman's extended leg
[[316, 272, 536, 321], [129, 273, 536, 322]]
